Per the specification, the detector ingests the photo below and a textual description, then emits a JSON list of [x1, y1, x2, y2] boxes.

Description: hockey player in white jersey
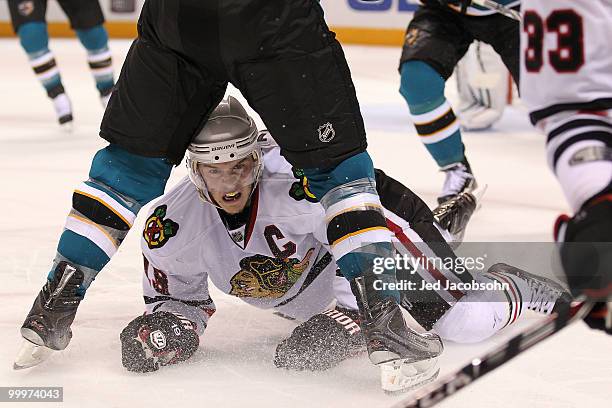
[[520, 0, 612, 331], [117, 97, 570, 393]]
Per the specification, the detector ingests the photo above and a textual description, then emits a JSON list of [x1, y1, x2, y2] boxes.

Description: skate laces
[[441, 163, 473, 198]]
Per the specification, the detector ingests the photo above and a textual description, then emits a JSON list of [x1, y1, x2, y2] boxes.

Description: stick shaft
[[471, 0, 522, 21]]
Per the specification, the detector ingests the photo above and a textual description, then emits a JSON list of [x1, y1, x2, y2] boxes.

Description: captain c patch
[[143, 205, 179, 249]]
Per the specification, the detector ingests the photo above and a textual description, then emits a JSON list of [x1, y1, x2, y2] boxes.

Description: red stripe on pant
[[387, 219, 464, 301]]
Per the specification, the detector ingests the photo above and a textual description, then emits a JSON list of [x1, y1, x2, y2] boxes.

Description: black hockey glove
[[555, 196, 612, 334], [120, 311, 199, 372], [274, 308, 365, 371], [583, 302, 611, 334]]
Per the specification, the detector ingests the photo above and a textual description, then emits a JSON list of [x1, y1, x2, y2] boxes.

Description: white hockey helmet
[[186, 96, 263, 207]]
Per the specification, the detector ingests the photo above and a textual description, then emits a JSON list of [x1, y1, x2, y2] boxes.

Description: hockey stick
[[390, 300, 594, 408], [471, 0, 522, 21]]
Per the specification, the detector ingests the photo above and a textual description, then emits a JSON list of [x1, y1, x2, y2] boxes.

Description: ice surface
[[1, 39, 610, 408]]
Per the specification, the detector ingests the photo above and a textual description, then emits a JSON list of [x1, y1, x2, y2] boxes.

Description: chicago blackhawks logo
[[229, 248, 314, 299], [289, 168, 318, 203], [143, 205, 179, 249]]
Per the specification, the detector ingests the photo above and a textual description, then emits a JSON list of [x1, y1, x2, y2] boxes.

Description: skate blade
[[380, 357, 440, 394], [469, 183, 488, 211], [13, 340, 54, 370]]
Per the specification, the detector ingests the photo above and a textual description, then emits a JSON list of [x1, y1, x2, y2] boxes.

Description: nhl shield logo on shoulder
[[317, 122, 335, 143]]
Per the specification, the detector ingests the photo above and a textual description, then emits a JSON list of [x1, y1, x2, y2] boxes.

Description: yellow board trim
[[0, 22, 406, 46], [331, 226, 390, 247]]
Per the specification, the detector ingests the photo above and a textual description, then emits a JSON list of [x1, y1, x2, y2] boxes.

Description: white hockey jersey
[[520, 0, 612, 126], [140, 146, 461, 335]]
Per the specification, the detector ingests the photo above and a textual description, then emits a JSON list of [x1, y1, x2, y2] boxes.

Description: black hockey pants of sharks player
[[117, 97, 570, 393]]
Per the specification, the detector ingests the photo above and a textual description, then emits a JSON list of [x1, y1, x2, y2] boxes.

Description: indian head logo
[[143, 205, 179, 249], [229, 249, 314, 299]]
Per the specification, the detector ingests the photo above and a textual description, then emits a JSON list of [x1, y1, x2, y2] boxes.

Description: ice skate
[[14, 262, 84, 370], [437, 158, 477, 204], [488, 263, 572, 314], [351, 276, 443, 393], [13, 340, 54, 370], [380, 356, 440, 394], [433, 185, 486, 245], [52, 93, 73, 130]]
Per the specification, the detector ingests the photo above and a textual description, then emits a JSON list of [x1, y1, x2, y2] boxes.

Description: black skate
[[351, 275, 443, 393], [433, 190, 477, 246], [274, 308, 365, 371], [14, 262, 84, 369], [438, 157, 477, 204], [488, 263, 572, 314]]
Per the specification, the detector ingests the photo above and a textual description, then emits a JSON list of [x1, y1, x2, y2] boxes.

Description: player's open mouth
[[223, 192, 241, 202]]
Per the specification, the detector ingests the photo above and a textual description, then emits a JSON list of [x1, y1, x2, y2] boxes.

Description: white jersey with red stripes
[[139, 145, 468, 335], [520, 0, 612, 126], [139, 143, 533, 345]]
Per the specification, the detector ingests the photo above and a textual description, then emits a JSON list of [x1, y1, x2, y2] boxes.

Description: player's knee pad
[[558, 195, 612, 299], [75, 25, 109, 51], [399, 61, 445, 114], [17, 22, 49, 54], [546, 114, 612, 212]]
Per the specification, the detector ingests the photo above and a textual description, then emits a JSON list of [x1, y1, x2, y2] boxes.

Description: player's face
[[198, 156, 257, 214]]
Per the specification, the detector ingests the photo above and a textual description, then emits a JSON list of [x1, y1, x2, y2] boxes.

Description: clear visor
[[188, 152, 261, 196]]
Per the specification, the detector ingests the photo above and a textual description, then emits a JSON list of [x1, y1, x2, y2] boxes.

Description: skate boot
[[438, 158, 477, 204], [351, 275, 443, 393], [488, 263, 572, 315], [433, 191, 477, 245], [14, 262, 84, 369], [52, 93, 73, 129]]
